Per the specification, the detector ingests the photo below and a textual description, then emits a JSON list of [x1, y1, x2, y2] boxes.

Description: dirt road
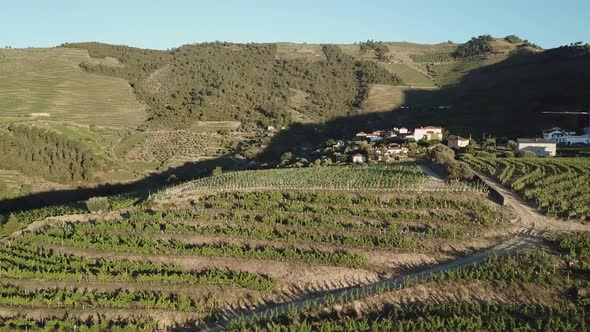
[[205, 230, 540, 331], [473, 170, 590, 232]]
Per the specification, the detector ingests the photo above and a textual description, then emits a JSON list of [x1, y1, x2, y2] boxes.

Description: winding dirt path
[[473, 170, 590, 232], [205, 230, 540, 330]]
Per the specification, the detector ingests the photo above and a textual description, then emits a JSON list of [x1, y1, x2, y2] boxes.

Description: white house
[[396, 127, 409, 134], [516, 138, 557, 157], [414, 126, 443, 141], [352, 153, 367, 163], [543, 127, 590, 145], [333, 140, 345, 149], [448, 136, 470, 149], [386, 146, 409, 155]]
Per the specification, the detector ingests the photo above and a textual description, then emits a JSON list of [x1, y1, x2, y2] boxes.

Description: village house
[[332, 140, 345, 149], [372, 130, 385, 136], [355, 131, 368, 138], [351, 153, 367, 163], [398, 132, 415, 141], [542, 127, 590, 145], [396, 127, 409, 134], [447, 136, 470, 149], [414, 126, 443, 141], [386, 146, 409, 155], [516, 138, 557, 157]]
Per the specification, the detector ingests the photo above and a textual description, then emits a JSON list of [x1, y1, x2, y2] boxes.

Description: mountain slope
[[63, 42, 402, 129]]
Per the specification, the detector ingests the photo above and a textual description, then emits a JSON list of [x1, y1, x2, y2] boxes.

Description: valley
[[0, 34, 589, 331]]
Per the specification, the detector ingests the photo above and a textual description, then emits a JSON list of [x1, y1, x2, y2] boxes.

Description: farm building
[[414, 126, 443, 141], [542, 127, 590, 145], [351, 153, 367, 163], [448, 136, 470, 149], [516, 138, 557, 157]]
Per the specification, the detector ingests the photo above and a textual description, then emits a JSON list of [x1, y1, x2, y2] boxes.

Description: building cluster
[[355, 126, 443, 143], [515, 126, 590, 157], [542, 127, 590, 145], [350, 125, 443, 163]]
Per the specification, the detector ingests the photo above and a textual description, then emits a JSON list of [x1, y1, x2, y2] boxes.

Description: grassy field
[[364, 84, 441, 111], [0, 48, 146, 127], [425, 56, 506, 86], [378, 63, 436, 87]]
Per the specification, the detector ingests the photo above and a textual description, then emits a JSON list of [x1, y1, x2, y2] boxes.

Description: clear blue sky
[[1, 0, 588, 49]]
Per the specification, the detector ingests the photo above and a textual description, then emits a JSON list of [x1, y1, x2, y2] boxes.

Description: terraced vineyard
[[464, 156, 590, 221], [161, 163, 472, 198], [0, 189, 507, 330], [229, 238, 590, 331]]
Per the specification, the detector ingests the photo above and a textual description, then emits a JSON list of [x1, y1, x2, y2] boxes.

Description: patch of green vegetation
[[63, 42, 401, 129], [453, 35, 494, 58], [378, 63, 435, 86], [114, 132, 149, 158], [0, 125, 101, 183], [410, 51, 454, 63], [359, 40, 390, 61]]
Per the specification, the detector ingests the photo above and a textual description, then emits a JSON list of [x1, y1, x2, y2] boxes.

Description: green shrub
[[87, 197, 110, 213], [504, 35, 523, 44], [108, 193, 142, 210], [211, 166, 223, 176], [517, 151, 537, 158], [453, 35, 494, 58], [503, 151, 515, 158]]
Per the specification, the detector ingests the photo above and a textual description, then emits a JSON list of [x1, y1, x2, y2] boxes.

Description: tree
[[504, 35, 523, 44], [428, 144, 473, 181], [217, 128, 230, 136], [453, 35, 494, 58], [87, 197, 110, 213], [447, 161, 474, 180], [428, 144, 456, 165], [211, 166, 223, 176], [280, 152, 293, 165], [507, 140, 517, 150]]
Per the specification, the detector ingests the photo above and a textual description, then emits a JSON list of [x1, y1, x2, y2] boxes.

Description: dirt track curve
[[204, 231, 540, 331]]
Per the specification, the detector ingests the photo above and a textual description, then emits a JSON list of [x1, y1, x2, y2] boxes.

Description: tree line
[[0, 126, 100, 183]]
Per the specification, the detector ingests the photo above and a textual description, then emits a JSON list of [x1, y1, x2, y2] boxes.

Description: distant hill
[[1, 36, 589, 199], [62, 42, 401, 129], [61, 37, 590, 137]]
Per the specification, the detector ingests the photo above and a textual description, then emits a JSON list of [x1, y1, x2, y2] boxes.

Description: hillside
[[62, 42, 402, 129], [0, 162, 589, 330], [1, 37, 589, 203], [0, 48, 146, 127]]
